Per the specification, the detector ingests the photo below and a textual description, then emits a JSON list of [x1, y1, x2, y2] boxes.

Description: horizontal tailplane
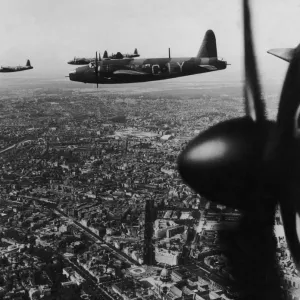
[[267, 48, 294, 62]]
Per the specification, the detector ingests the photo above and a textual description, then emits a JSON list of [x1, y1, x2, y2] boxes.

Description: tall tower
[[143, 199, 157, 265], [124, 138, 129, 154]]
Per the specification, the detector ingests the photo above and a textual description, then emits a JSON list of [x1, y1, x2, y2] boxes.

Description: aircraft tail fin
[[134, 48, 138, 55], [196, 30, 217, 58], [103, 51, 108, 59], [26, 59, 31, 67], [267, 48, 294, 62]]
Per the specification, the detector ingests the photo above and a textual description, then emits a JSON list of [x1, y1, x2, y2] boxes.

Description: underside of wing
[[113, 70, 148, 76], [198, 65, 218, 71], [267, 48, 294, 62]]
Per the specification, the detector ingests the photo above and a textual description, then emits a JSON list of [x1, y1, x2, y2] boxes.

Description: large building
[[154, 219, 178, 239], [155, 248, 181, 266], [166, 225, 185, 239]]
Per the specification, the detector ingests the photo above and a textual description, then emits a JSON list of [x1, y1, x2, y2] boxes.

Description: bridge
[[0, 137, 47, 155]]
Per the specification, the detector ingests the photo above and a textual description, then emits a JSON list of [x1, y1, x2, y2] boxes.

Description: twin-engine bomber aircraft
[[68, 30, 228, 86], [68, 49, 140, 65], [0, 60, 33, 73], [103, 48, 140, 59], [68, 57, 94, 65]]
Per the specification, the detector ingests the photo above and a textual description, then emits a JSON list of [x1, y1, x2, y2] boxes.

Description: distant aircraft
[[68, 49, 140, 65], [106, 49, 140, 59], [67, 30, 228, 87], [267, 48, 294, 62], [0, 60, 33, 73], [102, 49, 140, 60], [68, 57, 95, 65], [124, 48, 140, 58]]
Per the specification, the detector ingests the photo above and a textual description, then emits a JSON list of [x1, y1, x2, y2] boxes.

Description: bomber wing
[[267, 48, 294, 62], [198, 65, 218, 71], [113, 70, 148, 76]]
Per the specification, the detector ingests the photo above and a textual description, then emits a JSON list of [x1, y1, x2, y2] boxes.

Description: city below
[[0, 80, 296, 300]]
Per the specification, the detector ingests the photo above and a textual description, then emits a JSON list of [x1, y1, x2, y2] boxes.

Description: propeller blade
[[177, 0, 274, 212], [95, 51, 99, 88], [243, 0, 266, 123], [274, 44, 300, 270], [277, 45, 300, 137]]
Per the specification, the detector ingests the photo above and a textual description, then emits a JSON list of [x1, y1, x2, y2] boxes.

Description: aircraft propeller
[[178, 0, 271, 212], [94, 51, 101, 88], [178, 0, 300, 274]]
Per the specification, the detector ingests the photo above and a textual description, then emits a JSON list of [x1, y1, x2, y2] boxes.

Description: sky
[[1, 0, 300, 84]]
